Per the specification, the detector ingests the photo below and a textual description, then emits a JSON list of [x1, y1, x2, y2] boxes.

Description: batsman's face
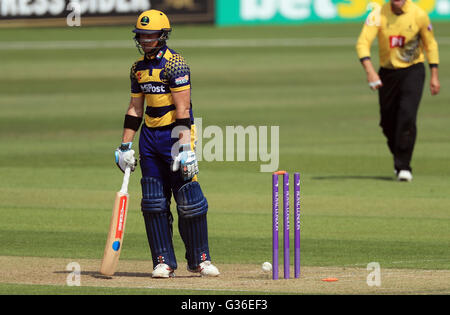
[[139, 33, 160, 53]]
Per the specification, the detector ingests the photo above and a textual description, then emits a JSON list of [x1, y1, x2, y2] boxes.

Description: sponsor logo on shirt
[[175, 75, 189, 85], [141, 83, 167, 93], [389, 36, 406, 48]]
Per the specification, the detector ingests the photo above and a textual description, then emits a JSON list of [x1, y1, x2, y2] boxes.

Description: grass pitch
[[0, 22, 449, 295]]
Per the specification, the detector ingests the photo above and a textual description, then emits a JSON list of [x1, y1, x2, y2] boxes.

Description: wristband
[[175, 118, 192, 129], [124, 114, 143, 131]]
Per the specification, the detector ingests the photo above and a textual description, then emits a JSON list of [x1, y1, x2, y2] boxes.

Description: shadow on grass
[[55, 270, 200, 279], [312, 175, 394, 181]]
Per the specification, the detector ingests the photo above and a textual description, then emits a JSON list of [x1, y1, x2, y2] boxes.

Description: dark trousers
[[378, 63, 425, 172]]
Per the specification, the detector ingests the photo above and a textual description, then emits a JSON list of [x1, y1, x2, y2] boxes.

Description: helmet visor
[[132, 28, 171, 35], [133, 30, 170, 56]]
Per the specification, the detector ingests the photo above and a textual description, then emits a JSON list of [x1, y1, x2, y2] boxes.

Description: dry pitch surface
[[1, 256, 449, 294]]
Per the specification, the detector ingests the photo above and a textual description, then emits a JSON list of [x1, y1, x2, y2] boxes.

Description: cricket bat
[[100, 166, 131, 276]]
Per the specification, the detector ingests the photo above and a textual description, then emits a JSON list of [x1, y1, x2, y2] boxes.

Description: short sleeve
[[130, 62, 143, 97], [164, 54, 191, 92]]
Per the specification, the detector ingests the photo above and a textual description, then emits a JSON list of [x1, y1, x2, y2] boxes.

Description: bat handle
[[119, 166, 131, 194]]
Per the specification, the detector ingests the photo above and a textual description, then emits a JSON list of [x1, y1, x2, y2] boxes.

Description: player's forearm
[[430, 65, 439, 80], [360, 57, 382, 90], [429, 65, 440, 96], [360, 58, 377, 75], [173, 90, 191, 145], [176, 109, 191, 146], [122, 128, 136, 144], [173, 90, 191, 119], [121, 97, 144, 144], [127, 96, 144, 118]]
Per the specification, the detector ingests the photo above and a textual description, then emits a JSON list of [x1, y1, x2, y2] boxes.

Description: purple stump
[[272, 174, 279, 280], [294, 173, 301, 278], [283, 173, 290, 279]]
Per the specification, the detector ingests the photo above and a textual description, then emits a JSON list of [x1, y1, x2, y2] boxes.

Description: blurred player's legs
[[378, 63, 425, 178], [395, 63, 424, 172]]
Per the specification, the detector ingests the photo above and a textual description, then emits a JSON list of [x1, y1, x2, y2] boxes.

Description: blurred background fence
[[1, 0, 449, 28]]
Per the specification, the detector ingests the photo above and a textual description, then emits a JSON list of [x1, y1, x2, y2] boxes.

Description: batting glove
[[171, 143, 199, 181], [115, 142, 137, 173]]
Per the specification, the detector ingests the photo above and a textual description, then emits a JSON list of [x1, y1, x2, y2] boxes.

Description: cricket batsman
[[114, 9, 219, 278]]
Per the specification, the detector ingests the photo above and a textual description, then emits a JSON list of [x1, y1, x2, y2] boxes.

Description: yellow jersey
[[356, 0, 439, 69]]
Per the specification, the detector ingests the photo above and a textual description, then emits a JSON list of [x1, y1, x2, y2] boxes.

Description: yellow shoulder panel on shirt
[[163, 49, 173, 61]]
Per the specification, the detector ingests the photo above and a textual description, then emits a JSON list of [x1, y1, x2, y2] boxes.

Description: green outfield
[[0, 22, 449, 295]]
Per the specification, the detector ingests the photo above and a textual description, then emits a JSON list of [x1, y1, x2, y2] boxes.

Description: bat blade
[[100, 191, 129, 276]]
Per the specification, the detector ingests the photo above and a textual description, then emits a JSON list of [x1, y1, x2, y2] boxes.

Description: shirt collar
[[391, 0, 411, 14], [402, 0, 411, 13], [145, 45, 168, 62]]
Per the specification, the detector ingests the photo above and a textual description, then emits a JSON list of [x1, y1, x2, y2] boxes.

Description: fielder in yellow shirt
[[356, 0, 441, 182]]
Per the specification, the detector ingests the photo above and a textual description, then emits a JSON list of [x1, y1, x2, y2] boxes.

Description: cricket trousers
[[378, 63, 425, 172], [138, 123, 211, 271]]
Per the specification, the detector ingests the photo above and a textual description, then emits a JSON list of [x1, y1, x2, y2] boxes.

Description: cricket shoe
[[397, 170, 413, 182], [187, 261, 220, 277], [152, 263, 175, 278]]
